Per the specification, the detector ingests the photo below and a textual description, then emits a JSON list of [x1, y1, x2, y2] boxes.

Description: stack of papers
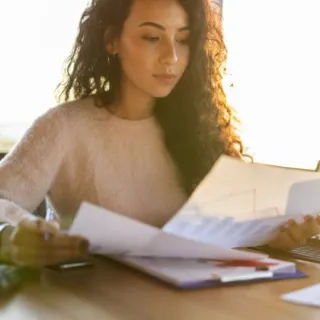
[[68, 202, 306, 289], [113, 256, 301, 288], [67, 155, 320, 288], [69, 202, 266, 261]]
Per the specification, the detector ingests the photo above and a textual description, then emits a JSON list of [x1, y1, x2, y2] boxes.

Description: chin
[[150, 88, 175, 98]]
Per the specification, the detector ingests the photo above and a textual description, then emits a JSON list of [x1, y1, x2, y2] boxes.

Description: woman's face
[[111, 0, 190, 98]]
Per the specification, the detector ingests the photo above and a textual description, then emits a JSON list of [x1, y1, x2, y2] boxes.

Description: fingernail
[[48, 221, 60, 232]]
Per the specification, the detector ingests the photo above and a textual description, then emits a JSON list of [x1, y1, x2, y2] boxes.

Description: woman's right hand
[[1, 218, 89, 268]]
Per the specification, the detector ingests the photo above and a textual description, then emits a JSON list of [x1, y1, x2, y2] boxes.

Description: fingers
[[12, 229, 88, 251], [10, 235, 89, 268], [268, 215, 320, 251], [47, 235, 89, 253], [18, 218, 60, 235], [44, 220, 60, 234], [11, 218, 61, 247], [11, 247, 86, 268], [268, 228, 297, 250], [302, 215, 320, 238], [7, 220, 90, 267], [286, 219, 307, 246]]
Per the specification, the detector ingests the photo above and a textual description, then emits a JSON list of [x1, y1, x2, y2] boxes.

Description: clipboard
[[111, 256, 307, 290]]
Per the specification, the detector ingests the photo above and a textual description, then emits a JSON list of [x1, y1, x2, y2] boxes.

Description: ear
[[104, 28, 119, 55], [106, 41, 118, 55]]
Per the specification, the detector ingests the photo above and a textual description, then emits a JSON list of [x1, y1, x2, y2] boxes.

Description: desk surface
[[1, 258, 320, 320]]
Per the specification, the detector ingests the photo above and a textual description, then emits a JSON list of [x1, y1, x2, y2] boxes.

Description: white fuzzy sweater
[[0, 98, 187, 228]]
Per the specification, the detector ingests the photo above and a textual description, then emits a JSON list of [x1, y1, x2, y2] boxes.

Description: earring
[[107, 53, 117, 65]]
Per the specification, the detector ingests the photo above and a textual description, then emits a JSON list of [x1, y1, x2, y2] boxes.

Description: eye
[[176, 38, 190, 45], [142, 36, 160, 43]]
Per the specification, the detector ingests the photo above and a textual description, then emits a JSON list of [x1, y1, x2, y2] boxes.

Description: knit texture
[[0, 98, 187, 228]]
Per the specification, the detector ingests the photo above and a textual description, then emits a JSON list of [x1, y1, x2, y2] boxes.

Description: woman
[[0, 0, 319, 267]]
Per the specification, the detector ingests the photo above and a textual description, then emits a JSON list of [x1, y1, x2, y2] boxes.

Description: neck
[[113, 75, 155, 120]]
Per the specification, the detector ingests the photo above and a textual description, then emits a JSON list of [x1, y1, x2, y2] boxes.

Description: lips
[[153, 74, 177, 80], [153, 73, 178, 85]]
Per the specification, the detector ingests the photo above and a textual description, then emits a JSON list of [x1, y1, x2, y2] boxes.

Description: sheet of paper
[[68, 202, 160, 255], [281, 283, 320, 307], [162, 155, 320, 248], [177, 155, 320, 219], [163, 210, 291, 248], [130, 231, 266, 260], [69, 202, 266, 260], [286, 179, 320, 215]]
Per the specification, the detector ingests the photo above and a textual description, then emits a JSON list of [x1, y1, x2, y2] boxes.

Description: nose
[[159, 41, 178, 65]]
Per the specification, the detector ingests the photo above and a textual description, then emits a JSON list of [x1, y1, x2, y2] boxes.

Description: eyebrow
[[139, 22, 190, 32]]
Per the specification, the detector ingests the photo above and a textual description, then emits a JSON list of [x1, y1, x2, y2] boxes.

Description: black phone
[[46, 260, 94, 272]]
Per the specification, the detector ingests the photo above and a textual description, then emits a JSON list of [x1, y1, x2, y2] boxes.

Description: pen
[[44, 208, 55, 241]]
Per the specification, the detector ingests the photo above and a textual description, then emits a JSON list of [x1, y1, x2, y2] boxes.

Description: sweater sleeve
[[0, 106, 68, 226]]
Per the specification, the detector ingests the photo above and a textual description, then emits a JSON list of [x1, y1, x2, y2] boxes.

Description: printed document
[[281, 283, 320, 307], [163, 156, 320, 247], [68, 202, 266, 261]]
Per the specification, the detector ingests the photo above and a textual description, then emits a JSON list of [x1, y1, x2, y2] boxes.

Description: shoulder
[[33, 96, 108, 131], [43, 96, 110, 127], [10, 98, 100, 153]]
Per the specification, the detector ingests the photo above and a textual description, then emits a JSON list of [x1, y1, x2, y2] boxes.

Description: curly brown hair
[[56, 0, 244, 195]]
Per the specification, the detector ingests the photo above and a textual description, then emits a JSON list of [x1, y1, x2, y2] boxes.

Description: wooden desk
[[1, 258, 320, 320]]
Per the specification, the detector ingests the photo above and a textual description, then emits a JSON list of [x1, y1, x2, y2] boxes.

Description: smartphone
[[46, 260, 94, 272]]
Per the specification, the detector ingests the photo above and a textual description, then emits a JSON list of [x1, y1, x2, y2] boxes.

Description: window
[[0, 0, 88, 150], [223, 0, 320, 169], [1, 1, 320, 170]]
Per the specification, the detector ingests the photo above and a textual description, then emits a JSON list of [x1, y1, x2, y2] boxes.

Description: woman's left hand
[[267, 215, 320, 250]]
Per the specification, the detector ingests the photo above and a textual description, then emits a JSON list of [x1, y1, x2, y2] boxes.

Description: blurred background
[[0, 0, 319, 170]]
